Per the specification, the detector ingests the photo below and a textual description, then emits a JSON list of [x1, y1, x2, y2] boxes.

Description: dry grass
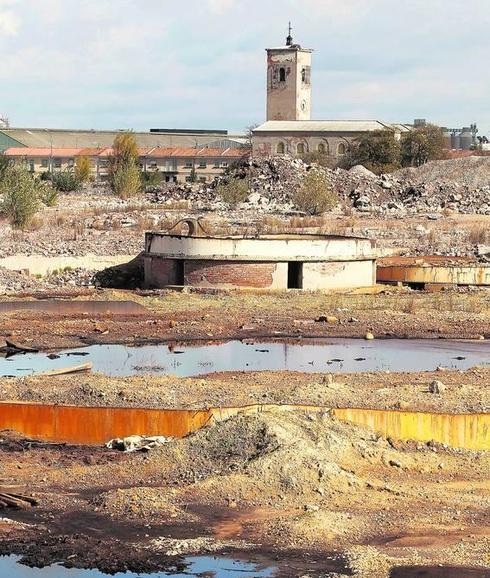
[[26, 215, 44, 231], [467, 224, 488, 245]]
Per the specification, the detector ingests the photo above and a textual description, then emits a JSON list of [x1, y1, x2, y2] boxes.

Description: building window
[[279, 67, 286, 82], [221, 162, 228, 168], [301, 67, 311, 84], [149, 160, 157, 168], [337, 142, 347, 156], [54, 158, 62, 168], [184, 161, 193, 168], [276, 142, 285, 154], [185, 176, 193, 182], [296, 143, 305, 155], [199, 161, 207, 169], [213, 161, 220, 168], [41, 159, 49, 168], [199, 176, 206, 183], [317, 143, 327, 154]]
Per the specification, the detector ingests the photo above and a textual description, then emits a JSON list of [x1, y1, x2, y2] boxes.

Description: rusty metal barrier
[[0, 402, 488, 450], [0, 301, 148, 315]]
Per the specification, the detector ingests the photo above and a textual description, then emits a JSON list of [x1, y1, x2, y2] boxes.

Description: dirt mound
[[395, 156, 490, 188]]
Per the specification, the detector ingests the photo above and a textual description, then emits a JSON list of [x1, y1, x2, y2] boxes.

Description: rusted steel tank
[[377, 256, 490, 286], [0, 402, 488, 451]]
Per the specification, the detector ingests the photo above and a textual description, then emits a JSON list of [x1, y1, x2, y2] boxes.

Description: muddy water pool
[[0, 555, 276, 577], [0, 338, 488, 378]]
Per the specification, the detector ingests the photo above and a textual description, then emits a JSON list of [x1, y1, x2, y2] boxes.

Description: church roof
[[254, 120, 405, 133]]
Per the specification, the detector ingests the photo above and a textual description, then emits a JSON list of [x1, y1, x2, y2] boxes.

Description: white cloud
[[207, 0, 235, 14], [0, 0, 489, 134], [0, 8, 18, 35]]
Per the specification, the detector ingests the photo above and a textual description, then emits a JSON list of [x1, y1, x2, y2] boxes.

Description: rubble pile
[[0, 266, 95, 293], [146, 155, 490, 215], [0, 267, 45, 293], [44, 267, 95, 287]]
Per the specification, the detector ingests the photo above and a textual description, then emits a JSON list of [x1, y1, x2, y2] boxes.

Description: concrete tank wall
[[146, 233, 376, 262], [302, 260, 376, 290], [144, 256, 376, 290], [144, 233, 377, 291]]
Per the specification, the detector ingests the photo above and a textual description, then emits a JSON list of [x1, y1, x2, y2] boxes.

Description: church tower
[[266, 24, 313, 121]]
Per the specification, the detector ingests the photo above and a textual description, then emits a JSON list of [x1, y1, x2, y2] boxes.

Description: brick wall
[[184, 260, 279, 288], [144, 257, 180, 288]]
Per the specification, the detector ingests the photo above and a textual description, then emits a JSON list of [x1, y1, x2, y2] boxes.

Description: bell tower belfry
[[266, 24, 313, 121]]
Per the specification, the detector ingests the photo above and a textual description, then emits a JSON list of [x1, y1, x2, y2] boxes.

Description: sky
[[0, 0, 489, 136]]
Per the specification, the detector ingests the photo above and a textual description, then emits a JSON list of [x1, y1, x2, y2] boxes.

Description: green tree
[[345, 129, 401, 174], [112, 162, 141, 199], [401, 124, 446, 167], [74, 155, 91, 183], [294, 168, 337, 215], [0, 166, 42, 229], [108, 132, 141, 197]]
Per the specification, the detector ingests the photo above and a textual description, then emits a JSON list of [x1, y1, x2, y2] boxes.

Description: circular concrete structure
[[144, 232, 377, 290]]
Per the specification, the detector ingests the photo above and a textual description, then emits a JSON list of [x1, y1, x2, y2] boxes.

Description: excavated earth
[[0, 291, 489, 577]]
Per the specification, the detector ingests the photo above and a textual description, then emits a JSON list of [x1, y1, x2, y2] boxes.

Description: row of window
[[24, 158, 230, 170], [276, 142, 347, 155]]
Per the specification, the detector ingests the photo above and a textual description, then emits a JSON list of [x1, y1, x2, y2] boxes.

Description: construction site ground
[[0, 290, 489, 577]]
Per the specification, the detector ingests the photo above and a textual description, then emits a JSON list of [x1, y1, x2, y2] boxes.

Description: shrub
[[51, 171, 81, 192], [142, 171, 162, 187], [74, 156, 91, 183], [39, 181, 59, 207], [112, 162, 141, 199], [216, 177, 249, 206], [0, 153, 9, 181], [293, 168, 337, 215], [0, 166, 42, 229]]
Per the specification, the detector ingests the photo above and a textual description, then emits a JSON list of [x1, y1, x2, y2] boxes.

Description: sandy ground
[[0, 290, 489, 577], [2, 367, 489, 414], [0, 412, 488, 577]]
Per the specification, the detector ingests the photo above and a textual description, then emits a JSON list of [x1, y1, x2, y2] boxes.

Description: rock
[[429, 380, 446, 394], [304, 504, 320, 513], [316, 315, 338, 323], [349, 165, 376, 178], [364, 332, 374, 340]]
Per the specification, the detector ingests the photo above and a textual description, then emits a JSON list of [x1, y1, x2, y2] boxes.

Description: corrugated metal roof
[[0, 128, 245, 149], [253, 120, 400, 133]]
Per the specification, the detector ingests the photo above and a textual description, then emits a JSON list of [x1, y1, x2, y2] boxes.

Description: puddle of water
[[0, 555, 276, 577], [0, 338, 489, 378]]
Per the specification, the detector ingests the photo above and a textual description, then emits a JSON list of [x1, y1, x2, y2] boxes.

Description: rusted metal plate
[[0, 300, 148, 315], [377, 256, 490, 286], [0, 402, 488, 451]]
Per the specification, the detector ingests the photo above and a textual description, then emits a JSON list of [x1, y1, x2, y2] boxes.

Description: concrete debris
[[106, 435, 172, 452], [0, 266, 95, 293], [146, 155, 490, 216]]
